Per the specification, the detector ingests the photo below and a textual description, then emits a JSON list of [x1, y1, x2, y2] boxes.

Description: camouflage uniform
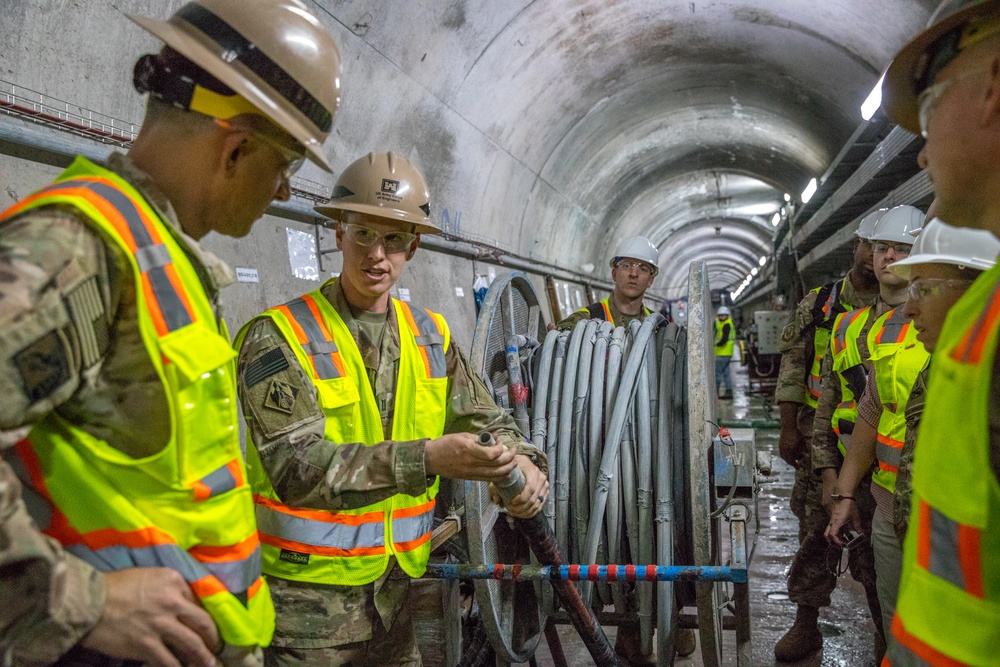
[[555, 298, 649, 331], [0, 154, 249, 665], [777, 275, 877, 608], [893, 364, 928, 543], [237, 277, 547, 665]]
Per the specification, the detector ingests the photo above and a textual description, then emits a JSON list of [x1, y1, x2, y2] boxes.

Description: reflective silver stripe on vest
[[879, 308, 909, 344], [283, 297, 341, 379], [885, 640, 932, 666], [837, 432, 852, 449], [408, 307, 446, 378], [807, 373, 822, 397], [65, 541, 261, 594], [927, 506, 970, 593], [198, 462, 238, 498], [392, 508, 435, 545], [255, 503, 385, 550], [43, 179, 194, 333], [876, 439, 902, 468]]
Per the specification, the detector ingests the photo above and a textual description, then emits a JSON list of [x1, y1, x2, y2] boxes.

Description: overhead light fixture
[[759, 255, 767, 266], [783, 193, 791, 202], [730, 291, 736, 301], [861, 72, 886, 121], [751, 267, 758, 276], [801, 178, 817, 204], [771, 212, 780, 226]]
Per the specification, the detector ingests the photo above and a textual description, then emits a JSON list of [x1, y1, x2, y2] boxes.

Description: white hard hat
[[855, 208, 887, 240], [888, 218, 1000, 279], [717, 306, 731, 317], [870, 205, 924, 245], [610, 235, 659, 272]]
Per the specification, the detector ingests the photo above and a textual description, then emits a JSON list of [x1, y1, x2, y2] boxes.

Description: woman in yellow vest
[[235, 152, 549, 666], [0, 1, 343, 664]]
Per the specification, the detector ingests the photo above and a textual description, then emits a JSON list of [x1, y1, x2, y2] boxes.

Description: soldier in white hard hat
[[556, 235, 660, 331], [0, 1, 343, 665], [234, 152, 549, 666]]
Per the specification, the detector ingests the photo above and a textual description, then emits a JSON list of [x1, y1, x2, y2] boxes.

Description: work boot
[[614, 623, 656, 666], [675, 627, 697, 657], [774, 605, 823, 662]]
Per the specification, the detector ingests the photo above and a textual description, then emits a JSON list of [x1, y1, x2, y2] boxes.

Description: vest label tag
[[279, 549, 310, 565]]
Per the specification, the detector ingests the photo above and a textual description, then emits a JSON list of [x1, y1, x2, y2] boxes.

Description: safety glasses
[[905, 278, 974, 301], [918, 66, 988, 139], [342, 223, 416, 254], [213, 117, 306, 181]]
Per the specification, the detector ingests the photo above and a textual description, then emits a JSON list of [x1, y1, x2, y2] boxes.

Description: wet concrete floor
[[527, 357, 880, 667]]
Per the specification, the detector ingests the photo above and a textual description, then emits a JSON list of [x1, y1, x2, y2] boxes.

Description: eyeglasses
[[616, 260, 655, 275], [918, 66, 987, 139], [342, 223, 416, 254], [871, 242, 912, 256], [906, 278, 974, 301], [213, 118, 306, 181]]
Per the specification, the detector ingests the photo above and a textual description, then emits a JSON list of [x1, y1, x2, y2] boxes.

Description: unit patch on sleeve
[[264, 378, 300, 414], [14, 330, 72, 402]]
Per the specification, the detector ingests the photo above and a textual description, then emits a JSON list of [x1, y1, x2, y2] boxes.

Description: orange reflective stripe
[[601, 300, 613, 324], [917, 501, 932, 570], [275, 305, 309, 345], [391, 499, 435, 519], [190, 575, 229, 598], [394, 532, 432, 553], [260, 532, 386, 558], [951, 282, 1000, 364], [891, 614, 972, 667], [301, 294, 346, 377], [253, 494, 383, 526], [189, 532, 260, 563], [957, 524, 984, 598], [248, 576, 264, 600], [399, 302, 433, 377]]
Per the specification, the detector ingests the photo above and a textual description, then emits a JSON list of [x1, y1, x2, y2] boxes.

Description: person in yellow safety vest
[[771, 208, 890, 663], [773, 214, 879, 661], [556, 235, 658, 331], [826, 206, 926, 648], [0, 2, 343, 665], [234, 152, 549, 666], [876, 2, 1000, 663], [714, 306, 737, 399]]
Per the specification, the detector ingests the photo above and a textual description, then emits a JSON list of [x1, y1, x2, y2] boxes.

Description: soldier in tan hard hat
[[234, 152, 549, 666], [0, 1, 340, 665]]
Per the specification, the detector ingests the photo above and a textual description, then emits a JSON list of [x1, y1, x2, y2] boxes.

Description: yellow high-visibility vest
[[830, 306, 873, 455], [0, 157, 273, 648], [887, 264, 1000, 665], [714, 317, 736, 357], [237, 286, 449, 585], [866, 307, 928, 495]]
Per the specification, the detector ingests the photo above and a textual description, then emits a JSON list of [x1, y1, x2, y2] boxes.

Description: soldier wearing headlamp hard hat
[[880, 1, 1000, 664], [0, 1, 340, 664]]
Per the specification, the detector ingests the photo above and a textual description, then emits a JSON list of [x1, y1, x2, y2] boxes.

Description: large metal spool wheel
[[466, 270, 546, 663]]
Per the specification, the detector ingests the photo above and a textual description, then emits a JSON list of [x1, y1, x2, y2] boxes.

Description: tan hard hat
[[315, 152, 440, 234], [128, 0, 341, 171], [883, 0, 1000, 133]]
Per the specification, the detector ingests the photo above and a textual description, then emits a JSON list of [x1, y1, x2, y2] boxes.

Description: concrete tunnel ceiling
[[319, 0, 938, 298]]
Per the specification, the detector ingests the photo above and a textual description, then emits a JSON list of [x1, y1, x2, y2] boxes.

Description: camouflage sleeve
[[0, 207, 118, 436], [774, 293, 816, 404], [0, 457, 105, 664], [811, 353, 843, 472], [894, 366, 928, 541], [856, 367, 883, 428], [443, 343, 549, 478], [555, 308, 590, 332], [236, 318, 430, 510]]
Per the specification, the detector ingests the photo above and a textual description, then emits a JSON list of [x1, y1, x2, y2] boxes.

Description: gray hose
[[572, 321, 599, 563], [635, 346, 655, 655], [556, 323, 587, 557], [656, 324, 680, 661], [530, 329, 559, 448]]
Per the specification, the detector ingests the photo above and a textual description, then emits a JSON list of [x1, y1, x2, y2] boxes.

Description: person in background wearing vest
[[773, 218, 879, 661], [556, 235, 658, 331], [824, 208, 925, 650], [713, 306, 736, 399], [0, 2, 342, 665], [234, 152, 549, 667], [873, 2, 1000, 662]]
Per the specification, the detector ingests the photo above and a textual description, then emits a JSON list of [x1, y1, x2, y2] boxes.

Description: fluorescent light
[[730, 291, 736, 300], [751, 267, 758, 276], [759, 255, 767, 266], [771, 212, 780, 226], [861, 72, 886, 121], [801, 178, 817, 204], [783, 193, 791, 202]]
